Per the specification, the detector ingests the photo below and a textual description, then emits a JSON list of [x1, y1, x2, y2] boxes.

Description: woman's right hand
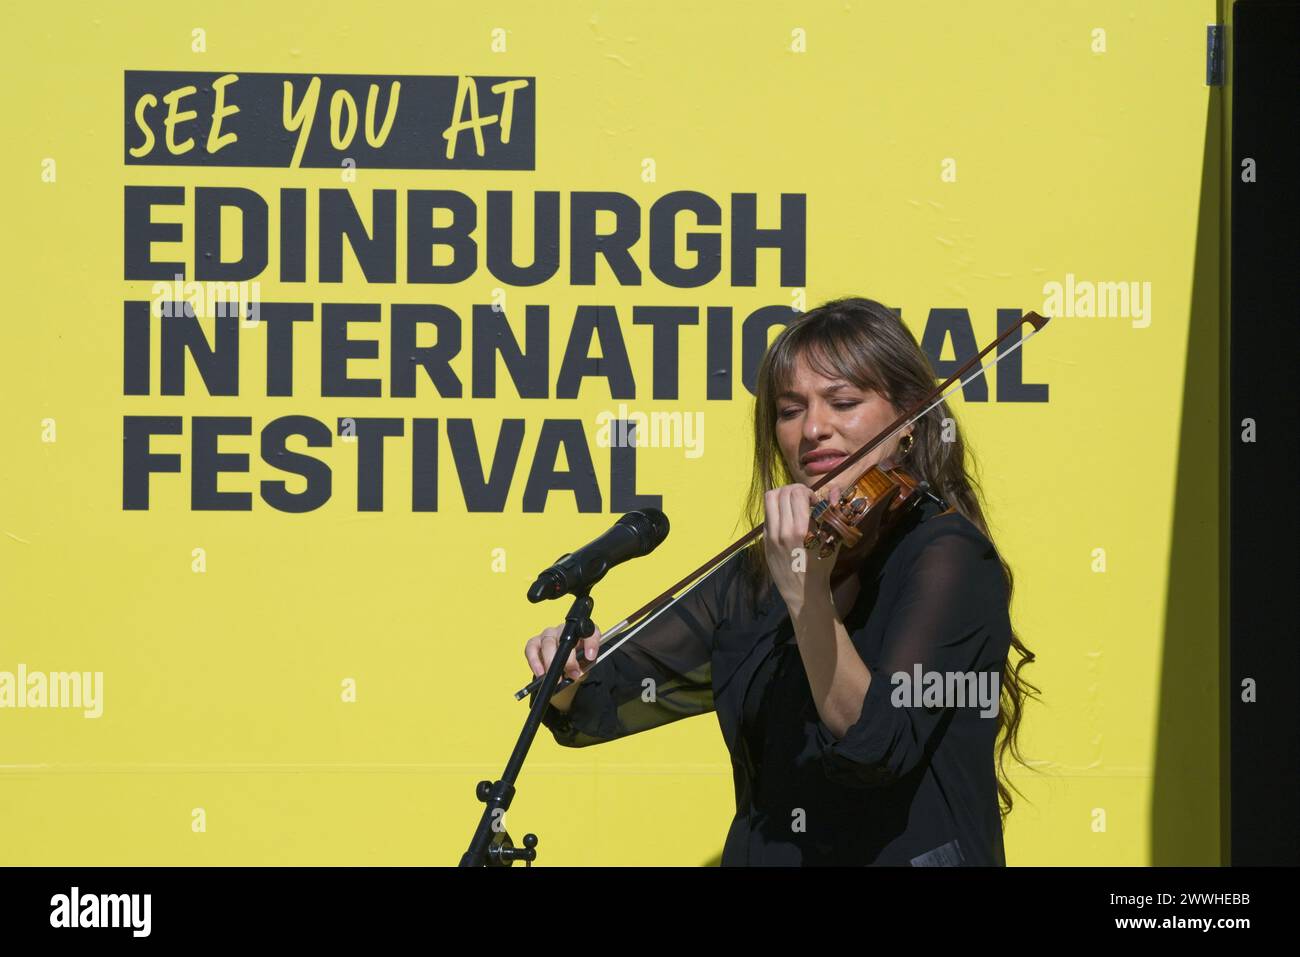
[[525, 623, 604, 683]]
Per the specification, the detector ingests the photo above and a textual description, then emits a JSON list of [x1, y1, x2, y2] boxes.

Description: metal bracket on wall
[[1207, 23, 1225, 86]]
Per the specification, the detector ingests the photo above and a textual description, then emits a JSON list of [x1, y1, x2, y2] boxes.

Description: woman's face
[[774, 352, 910, 491]]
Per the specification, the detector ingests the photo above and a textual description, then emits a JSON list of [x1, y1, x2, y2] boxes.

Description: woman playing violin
[[525, 296, 1039, 866]]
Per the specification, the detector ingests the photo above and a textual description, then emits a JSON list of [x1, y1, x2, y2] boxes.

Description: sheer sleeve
[[537, 553, 745, 748], [813, 520, 1010, 788]]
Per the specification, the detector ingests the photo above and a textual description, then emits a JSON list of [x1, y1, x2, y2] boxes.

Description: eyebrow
[[776, 383, 856, 401]]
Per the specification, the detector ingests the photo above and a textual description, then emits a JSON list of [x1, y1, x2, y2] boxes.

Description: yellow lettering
[[129, 93, 158, 158], [283, 77, 322, 169], [162, 85, 199, 156], [207, 74, 240, 153]]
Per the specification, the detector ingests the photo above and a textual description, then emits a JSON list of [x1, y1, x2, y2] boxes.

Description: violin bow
[[515, 310, 1050, 702]]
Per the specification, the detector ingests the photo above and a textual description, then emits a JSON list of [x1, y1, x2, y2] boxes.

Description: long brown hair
[[740, 296, 1040, 820]]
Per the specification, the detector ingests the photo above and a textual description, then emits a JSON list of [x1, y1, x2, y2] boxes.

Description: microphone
[[527, 508, 670, 602]]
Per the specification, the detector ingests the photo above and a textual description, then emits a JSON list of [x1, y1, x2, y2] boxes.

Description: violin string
[[528, 321, 1045, 700]]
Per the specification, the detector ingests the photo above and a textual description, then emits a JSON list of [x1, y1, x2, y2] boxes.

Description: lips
[[801, 449, 848, 475]]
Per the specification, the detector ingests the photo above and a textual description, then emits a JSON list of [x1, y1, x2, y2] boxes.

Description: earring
[[899, 432, 915, 457]]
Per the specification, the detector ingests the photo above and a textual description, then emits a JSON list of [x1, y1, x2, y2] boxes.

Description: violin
[[515, 311, 1050, 703], [804, 457, 929, 559]]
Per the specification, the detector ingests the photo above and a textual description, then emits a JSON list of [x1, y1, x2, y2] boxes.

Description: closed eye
[[779, 400, 859, 419]]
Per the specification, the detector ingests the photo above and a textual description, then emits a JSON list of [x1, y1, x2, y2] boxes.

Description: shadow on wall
[[1149, 94, 1224, 865]]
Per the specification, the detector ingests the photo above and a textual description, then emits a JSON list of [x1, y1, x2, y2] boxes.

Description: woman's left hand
[[763, 483, 842, 619]]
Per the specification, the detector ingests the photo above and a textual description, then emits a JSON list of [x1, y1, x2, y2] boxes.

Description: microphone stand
[[458, 590, 595, 867]]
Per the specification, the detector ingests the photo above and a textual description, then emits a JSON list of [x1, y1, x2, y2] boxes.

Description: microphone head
[[641, 507, 670, 547], [620, 507, 670, 554]]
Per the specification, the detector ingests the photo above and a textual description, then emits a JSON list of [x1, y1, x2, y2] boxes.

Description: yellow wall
[[0, 0, 1222, 865]]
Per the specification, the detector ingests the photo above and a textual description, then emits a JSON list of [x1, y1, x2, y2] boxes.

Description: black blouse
[[538, 496, 1013, 866]]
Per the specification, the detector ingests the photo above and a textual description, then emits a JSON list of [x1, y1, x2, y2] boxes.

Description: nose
[[802, 400, 833, 443]]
